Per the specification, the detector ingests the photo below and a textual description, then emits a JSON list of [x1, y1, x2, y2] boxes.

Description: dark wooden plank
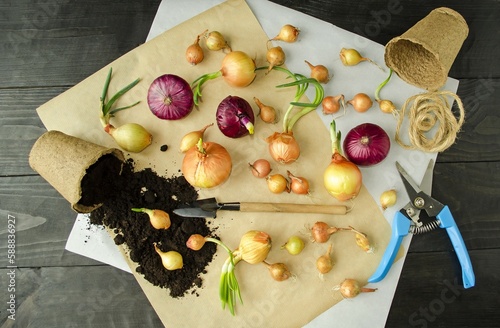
[[438, 78, 500, 162], [0, 266, 163, 327], [0, 0, 162, 88], [0, 87, 68, 177], [0, 175, 104, 267], [387, 249, 500, 328], [270, 0, 500, 78]]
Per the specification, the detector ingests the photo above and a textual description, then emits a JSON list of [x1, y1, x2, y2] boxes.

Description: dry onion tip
[[131, 208, 171, 230], [305, 60, 331, 84], [316, 244, 334, 274], [287, 170, 310, 195], [185, 32, 205, 65], [380, 189, 397, 210], [347, 93, 373, 113], [153, 243, 183, 271], [281, 235, 305, 255], [266, 46, 286, 72], [263, 261, 292, 281], [322, 95, 345, 115], [270, 24, 300, 43], [266, 173, 290, 194], [339, 48, 384, 71], [336, 278, 377, 298], [204, 30, 231, 52], [179, 123, 213, 153], [249, 159, 272, 178], [254, 97, 278, 124]]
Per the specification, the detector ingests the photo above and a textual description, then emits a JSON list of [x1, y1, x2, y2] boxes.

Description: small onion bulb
[[281, 235, 305, 255], [131, 208, 171, 230], [249, 159, 272, 178], [271, 24, 300, 43], [154, 244, 183, 271], [305, 60, 331, 84], [380, 189, 397, 210], [316, 244, 334, 274], [264, 261, 292, 281], [266, 174, 290, 194], [104, 123, 152, 153], [337, 278, 377, 298]]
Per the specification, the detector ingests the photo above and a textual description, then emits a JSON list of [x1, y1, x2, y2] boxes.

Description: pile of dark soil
[[89, 158, 217, 298]]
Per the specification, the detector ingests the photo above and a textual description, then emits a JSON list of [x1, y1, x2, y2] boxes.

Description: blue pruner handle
[[368, 211, 410, 283], [437, 205, 476, 288]]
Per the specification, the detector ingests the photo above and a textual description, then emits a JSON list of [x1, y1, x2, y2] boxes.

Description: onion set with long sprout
[[256, 66, 324, 164], [99, 67, 152, 153]]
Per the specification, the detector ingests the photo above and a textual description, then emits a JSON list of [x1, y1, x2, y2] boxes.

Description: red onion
[[343, 123, 390, 166], [216, 95, 255, 138], [147, 74, 194, 120]]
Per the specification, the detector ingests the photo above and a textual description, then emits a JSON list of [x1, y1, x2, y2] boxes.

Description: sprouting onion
[[192, 51, 256, 106], [99, 67, 152, 153], [375, 69, 397, 115], [323, 120, 362, 201], [256, 66, 324, 163]]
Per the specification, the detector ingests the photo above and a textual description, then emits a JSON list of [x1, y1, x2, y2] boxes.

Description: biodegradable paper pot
[[384, 7, 468, 91], [29, 130, 124, 213]]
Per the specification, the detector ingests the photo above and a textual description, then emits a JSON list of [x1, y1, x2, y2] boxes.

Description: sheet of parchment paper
[[37, 0, 450, 326]]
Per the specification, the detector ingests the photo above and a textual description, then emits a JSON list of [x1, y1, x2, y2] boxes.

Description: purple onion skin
[[343, 123, 390, 166], [216, 95, 255, 138], [147, 74, 194, 120]]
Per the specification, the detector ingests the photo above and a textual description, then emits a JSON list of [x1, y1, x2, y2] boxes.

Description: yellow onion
[[131, 208, 171, 230], [339, 48, 383, 71], [204, 30, 231, 52], [305, 60, 331, 84], [104, 123, 152, 153], [154, 244, 183, 271], [337, 278, 377, 298], [266, 46, 286, 72], [322, 95, 345, 115], [316, 244, 334, 274], [263, 261, 292, 281], [181, 138, 232, 188], [254, 97, 278, 124], [266, 132, 300, 164], [185, 33, 204, 65], [270, 24, 300, 43], [237, 230, 272, 264], [324, 152, 362, 201], [380, 189, 397, 210]]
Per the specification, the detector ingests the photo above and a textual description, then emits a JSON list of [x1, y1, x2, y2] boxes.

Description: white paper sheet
[[66, 1, 459, 326]]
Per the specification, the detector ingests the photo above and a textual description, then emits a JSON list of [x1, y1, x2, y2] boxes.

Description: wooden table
[[1, 1, 498, 327]]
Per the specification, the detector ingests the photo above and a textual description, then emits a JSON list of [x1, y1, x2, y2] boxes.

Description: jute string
[[395, 91, 465, 152]]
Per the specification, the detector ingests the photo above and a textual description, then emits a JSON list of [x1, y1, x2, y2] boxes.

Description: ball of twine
[[395, 91, 465, 152]]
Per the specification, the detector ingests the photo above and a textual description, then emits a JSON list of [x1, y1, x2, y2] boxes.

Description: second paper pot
[[384, 7, 469, 91], [29, 130, 125, 213]]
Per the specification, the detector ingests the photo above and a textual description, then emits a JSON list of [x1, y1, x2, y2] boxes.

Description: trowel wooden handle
[[239, 202, 347, 215]]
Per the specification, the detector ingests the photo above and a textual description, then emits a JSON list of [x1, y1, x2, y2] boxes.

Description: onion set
[[181, 138, 232, 188], [153, 243, 183, 271], [335, 278, 377, 298], [131, 208, 171, 230], [192, 51, 256, 105], [204, 30, 231, 52], [380, 189, 397, 210], [249, 158, 272, 178], [99, 67, 152, 153], [305, 60, 331, 84], [339, 48, 384, 71], [185, 31, 204, 65], [254, 97, 278, 124], [316, 244, 334, 274], [322, 94, 345, 115], [179, 123, 213, 152], [375, 69, 397, 115], [270, 24, 300, 43], [310, 221, 350, 243], [263, 261, 292, 281], [323, 120, 362, 201], [281, 235, 305, 255], [257, 66, 324, 164], [266, 173, 290, 194], [266, 45, 286, 72], [287, 170, 310, 195], [343, 123, 391, 166], [147, 74, 194, 120], [347, 93, 373, 113], [216, 95, 255, 138]]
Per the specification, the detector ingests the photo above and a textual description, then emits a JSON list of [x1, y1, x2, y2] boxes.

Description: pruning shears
[[368, 160, 475, 288]]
